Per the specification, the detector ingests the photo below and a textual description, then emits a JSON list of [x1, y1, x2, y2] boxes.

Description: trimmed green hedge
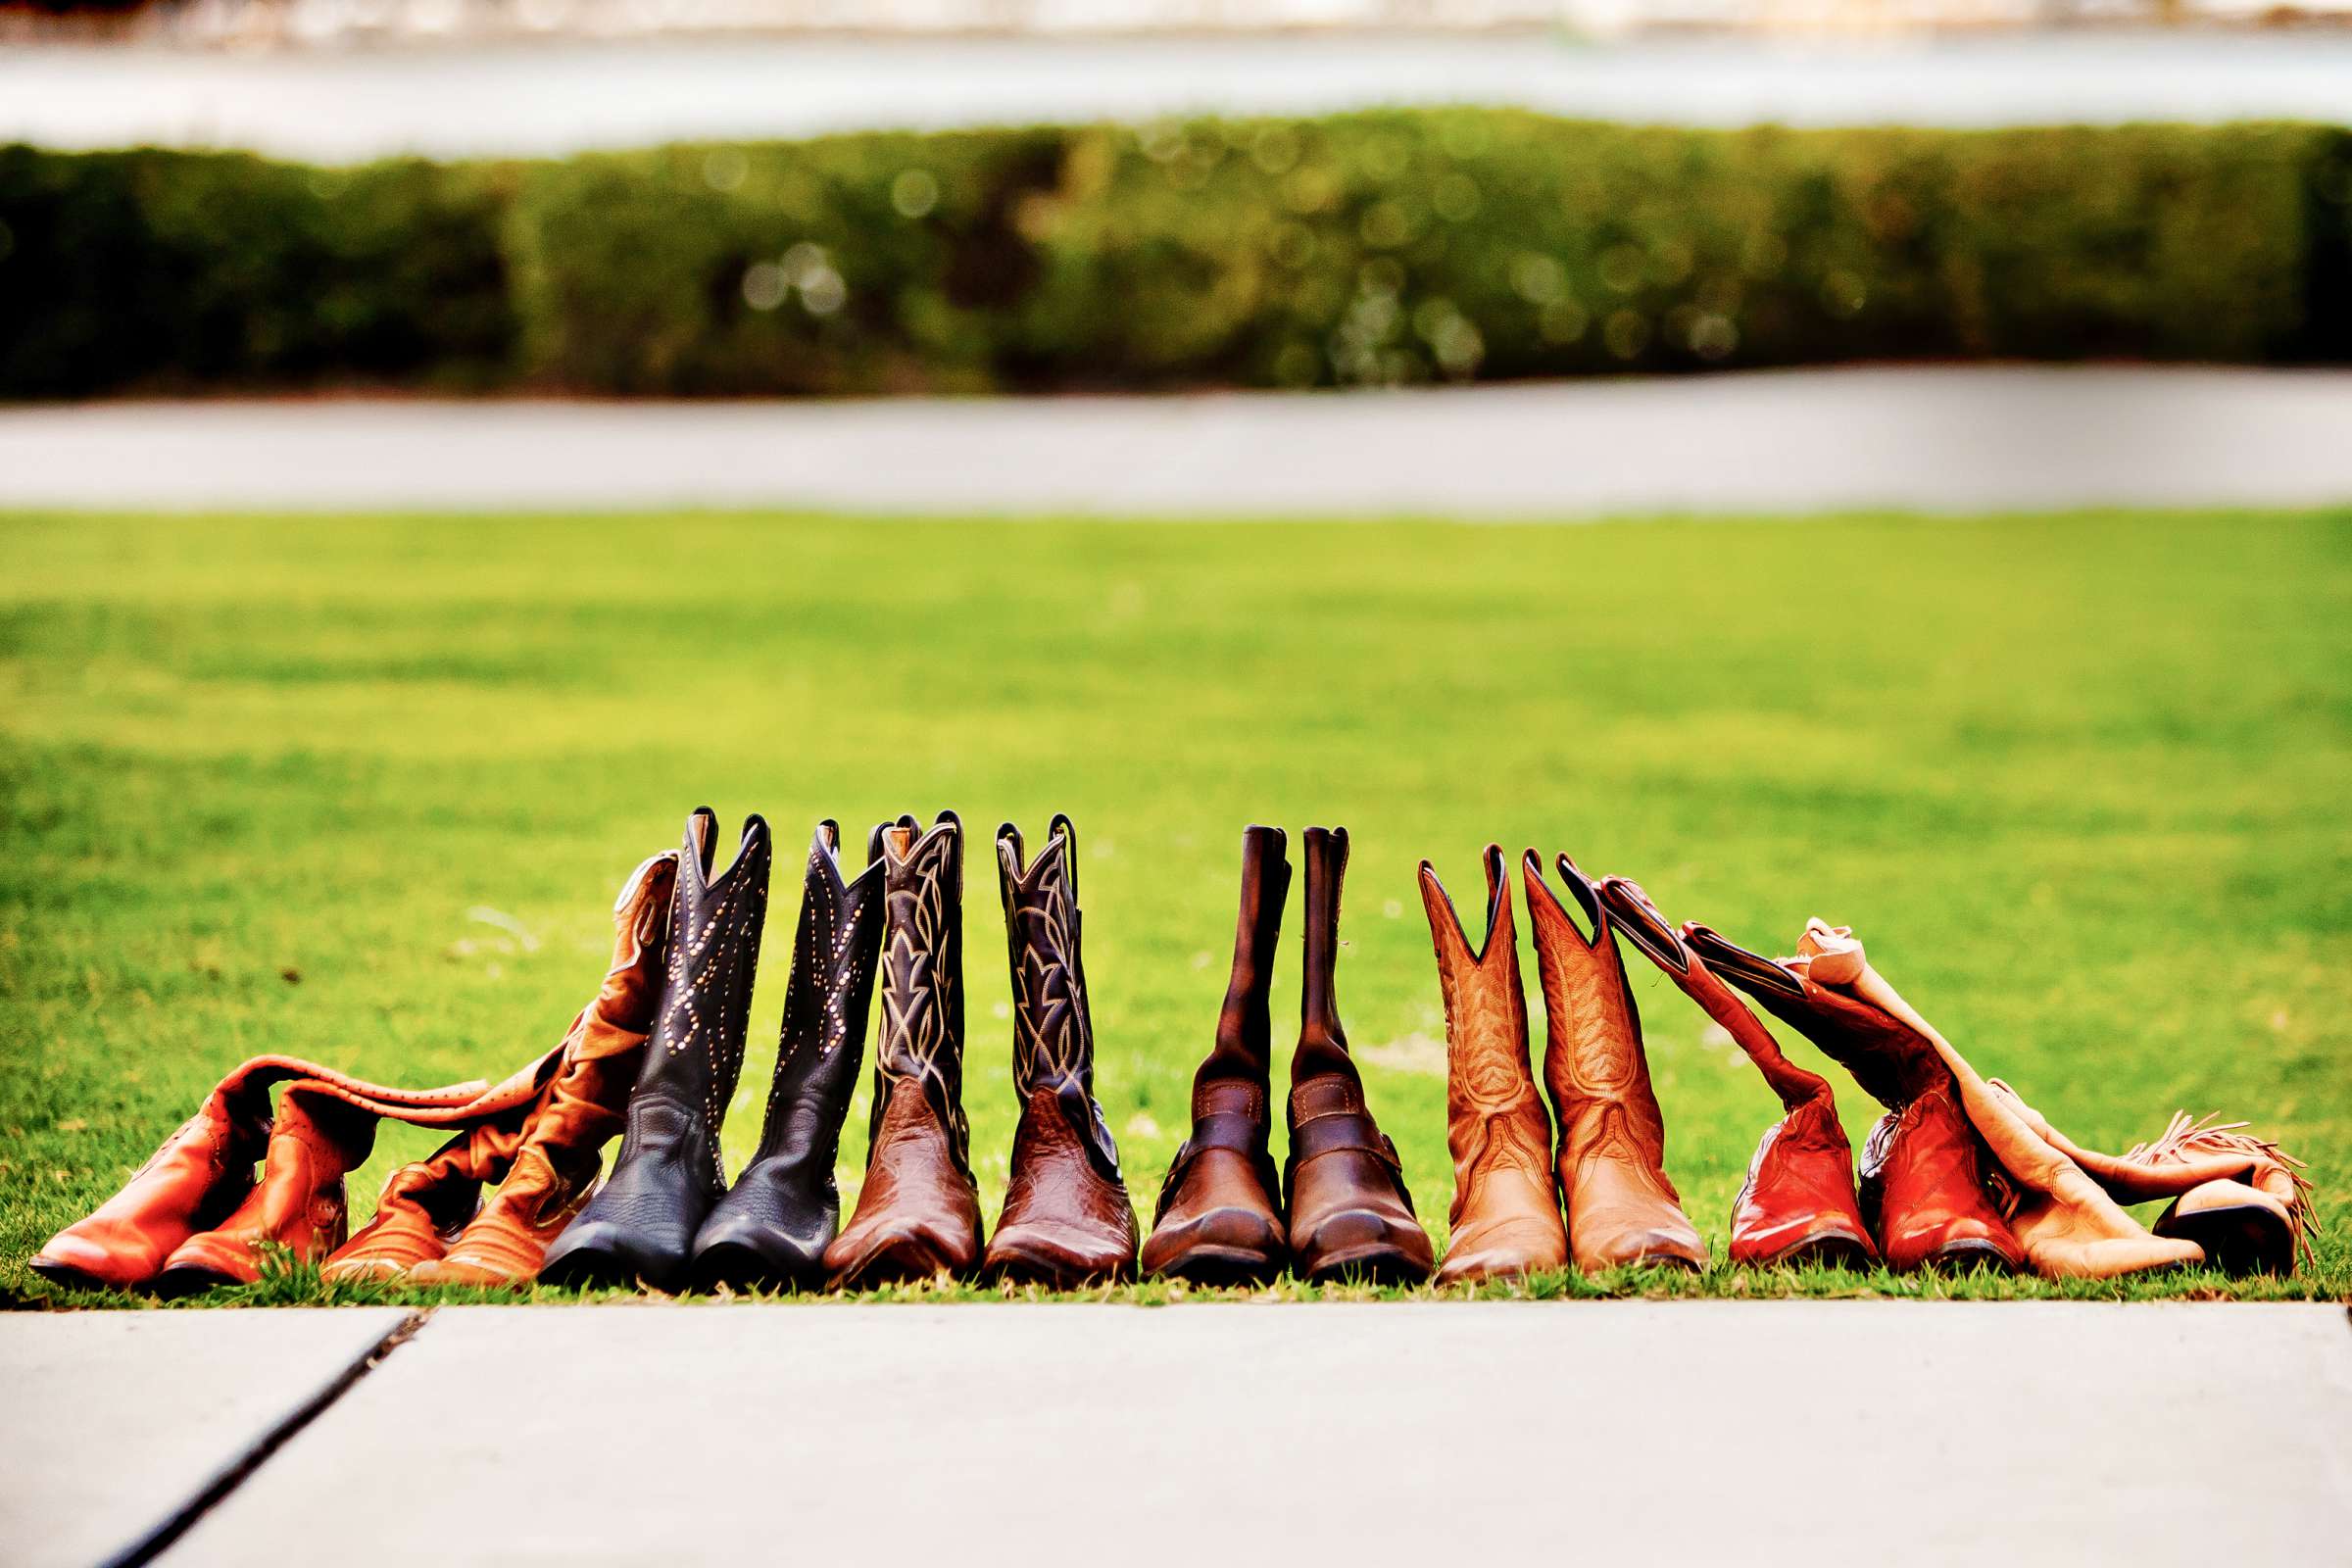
[[3, 114, 2347, 400]]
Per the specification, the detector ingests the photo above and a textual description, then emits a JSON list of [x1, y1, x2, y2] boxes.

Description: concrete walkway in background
[[4, 33, 2350, 162], [2, 1302, 2346, 1566], [5, 368, 2351, 518]]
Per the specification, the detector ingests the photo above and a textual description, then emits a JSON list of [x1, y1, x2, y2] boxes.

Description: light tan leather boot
[[1522, 851, 1705, 1273], [1791, 921, 2202, 1280], [1421, 847, 1567, 1284]]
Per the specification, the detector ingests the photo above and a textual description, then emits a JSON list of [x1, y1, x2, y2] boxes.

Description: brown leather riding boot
[[1421, 846, 1567, 1284], [1140, 826, 1291, 1285], [152, 1091, 378, 1297], [1284, 826, 1434, 1285], [405, 853, 676, 1286], [1522, 852, 1706, 1274], [1594, 878, 1876, 1270], [824, 812, 985, 1288], [984, 815, 1139, 1285], [1690, 921, 2029, 1273]]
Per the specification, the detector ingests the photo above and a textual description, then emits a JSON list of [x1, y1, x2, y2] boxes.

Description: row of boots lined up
[[31, 814, 2312, 1296]]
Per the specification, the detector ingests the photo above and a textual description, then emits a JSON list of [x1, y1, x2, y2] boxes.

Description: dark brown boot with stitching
[[984, 815, 1138, 1285], [824, 812, 985, 1288], [1141, 826, 1291, 1285], [1284, 826, 1434, 1285]]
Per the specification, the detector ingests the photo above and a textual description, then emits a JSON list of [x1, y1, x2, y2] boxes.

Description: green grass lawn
[[2, 508, 2344, 1306]]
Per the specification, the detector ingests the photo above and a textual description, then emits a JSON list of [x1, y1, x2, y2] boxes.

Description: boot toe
[[538, 1220, 691, 1292], [825, 1221, 979, 1290], [1140, 1204, 1286, 1284], [1436, 1221, 1568, 1285], [985, 1223, 1136, 1288], [690, 1217, 829, 1293], [1581, 1227, 1708, 1273], [1296, 1207, 1435, 1284], [28, 1235, 142, 1293]]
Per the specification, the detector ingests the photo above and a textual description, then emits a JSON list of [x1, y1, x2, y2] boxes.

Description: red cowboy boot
[[1690, 922, 2030, 1273], [1594, 878, 1875, 1270]]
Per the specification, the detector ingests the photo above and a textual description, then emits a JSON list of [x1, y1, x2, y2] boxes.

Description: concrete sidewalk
[[5, 368, 2350, 518], [4, 1301, 2346, 1566]]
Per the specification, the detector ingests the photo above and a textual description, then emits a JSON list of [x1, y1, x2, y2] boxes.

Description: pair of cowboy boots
[[1590, 878, 1878, 1270], [823, 812, 1139, 1289], [32, 853, 677, 1296], [1415, 849, 1707, 1282], [1143, 826, 1434, 1286]]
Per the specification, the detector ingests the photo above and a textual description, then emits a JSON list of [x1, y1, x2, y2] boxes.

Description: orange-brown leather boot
[[1421, 847, 1567, 1284], [351, 853, 675, 1286], [31, 1058, 490, 1293], [1522, 852, 1706, 1274], [1284, 826, 1434, 1285], [152, 1090, 378, 1297], [1690, 922, 2028, 1273], [1594, 878, 1876, 1270], [1140, 826, 1291, 1285], [824, 813, 986, 1288], [985, 817, 1139, 1285]]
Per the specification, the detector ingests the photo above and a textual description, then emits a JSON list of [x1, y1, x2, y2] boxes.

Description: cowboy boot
[[1983, 1087, 2315, 1276], [1522, 852, 1706, 1273], [151, 1090, 378, 1296], [540, 809, 770, 1291], [1594, 878, 1876, 1270], [689, 822, 887, 1291], [1285, 826, 1434, 1284], [398, 852, 678, 1286], [985, 816, 1139, 1285], [824, 812, 985, 1288], [32, 1058, 489, 1293], [1784, 922, 2201, 1280], [1689, 922, 2028, 1273], [1140, 826, 1291, 1285], [1421, 847, 1567, 1284]]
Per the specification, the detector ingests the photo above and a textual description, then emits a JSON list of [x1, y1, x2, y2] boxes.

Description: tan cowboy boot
[[1522, 851, 1705, 1273], [1792, 921, 2202, 1280], [1984, 1085, 2315, 1276], [1421, 847, 1566, 1284], [152, 1090, 378, 1297]]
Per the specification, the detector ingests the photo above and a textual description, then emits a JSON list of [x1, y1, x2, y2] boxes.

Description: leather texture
[[397, 852, 677, 1286], [1140, 826, 1291, 1284], [689, 821, 887, 1292], [1522, 852, 1707, 1274], [1420, 847, 1568, 1284], [1592, 877, 1876, 1270], [1690, 922, 2031, 1273], [540, 809, 771, 1292], [1283, 826, 1434, 1284], [31, 1056, 496, 1293], [152, 1094, 375, 1297], [985, 816, 1139, 1285], [824, 812, 986, 1288]]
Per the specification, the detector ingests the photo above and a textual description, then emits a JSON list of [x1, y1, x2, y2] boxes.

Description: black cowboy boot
[[1141, 825, 1291, 1284], [541, 808, 770, 1291], [984, 815, 1139, 1285], [823, 811, 986, 1287], [689, 820, 887, 1291]]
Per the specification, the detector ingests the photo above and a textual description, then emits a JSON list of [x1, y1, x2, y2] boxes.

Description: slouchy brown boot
[[824, 812, 985, 1288], [1522, 852, 1706, 1274], [151, 1091, 378, 1297], [1594, 878, 1875, 1270], [1689, 922, 2028, 1273], [1140, 826, 1291, 1285], [984, 815, 1139, 1285], [1285, 826, 1434, 1284], [399, 852, 677, 1286], [1421, 847, 1567, 1284]]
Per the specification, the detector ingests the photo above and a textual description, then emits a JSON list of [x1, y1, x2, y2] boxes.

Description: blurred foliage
[[4, 115, 2348, 398]]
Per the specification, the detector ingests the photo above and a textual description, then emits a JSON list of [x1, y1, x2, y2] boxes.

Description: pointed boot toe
[[1585, 1225, 1707, 1272], [538, 1217, 692, 1292], [28, 1235, 130, 1293], [1140, 1195, 1286, 1286], [984, 1220, 1137, 1289], [826, 1215, 979, 1289], [689, 1196, 831, 1292], [1293, 1204, 1435, 1285], [1436, 1212, 1570, 1285]]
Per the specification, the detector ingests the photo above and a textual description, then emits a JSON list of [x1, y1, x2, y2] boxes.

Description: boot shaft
[[870, 810, 971, 1176], [624, 808, 772, 1189], [1292, 825, 1360, 1086], [1521, 851, 1663, 1129], [1419, 847, 1550, 1199], [755, 819, 887, 1167]]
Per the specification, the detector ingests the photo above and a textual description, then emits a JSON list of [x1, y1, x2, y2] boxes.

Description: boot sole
[[983, 1244, 1138, 1290], [1299, 1242, 1432, 1287], [1145, 1244, 1286, 1288], [1920, 1238, 2020, 1274], [690, 1241, 826, 1295], [828, 1231, 976, 1291]]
